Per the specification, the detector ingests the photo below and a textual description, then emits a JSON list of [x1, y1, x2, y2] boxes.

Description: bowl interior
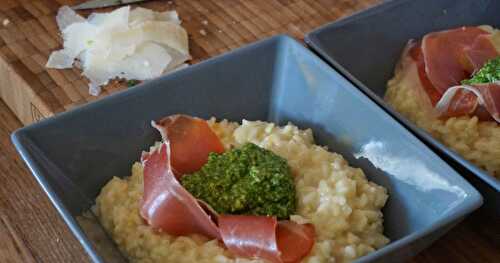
[[12, 36, 481, 262]]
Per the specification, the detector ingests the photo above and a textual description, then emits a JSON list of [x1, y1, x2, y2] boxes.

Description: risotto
[[384, 26, 500, 179], [95, 119, 389, 263]]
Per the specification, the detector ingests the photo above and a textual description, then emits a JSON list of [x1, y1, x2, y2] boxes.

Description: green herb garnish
[[180, 143, 296, 219], [462, 57, 500, 85], [127, 80, 140, 87]]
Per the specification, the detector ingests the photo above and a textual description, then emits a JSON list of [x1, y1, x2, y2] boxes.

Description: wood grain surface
[[0, 0, 499, 263], [0, 0, 377, 125]]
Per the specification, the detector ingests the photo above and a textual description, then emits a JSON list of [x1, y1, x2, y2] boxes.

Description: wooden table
[[0, 0, 499, 262]]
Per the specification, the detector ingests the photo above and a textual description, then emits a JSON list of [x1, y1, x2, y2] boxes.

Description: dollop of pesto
[[180, 143, 296, 219], [127, 79, 140, 87], [462, 57, 500, 85]]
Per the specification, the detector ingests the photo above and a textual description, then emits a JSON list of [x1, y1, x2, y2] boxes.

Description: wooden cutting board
[[0, 0, 378, 125]]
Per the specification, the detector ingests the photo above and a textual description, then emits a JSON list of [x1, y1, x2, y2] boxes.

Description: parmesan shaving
[[56, 6, 85, 31], [47, 6, 190, 96]]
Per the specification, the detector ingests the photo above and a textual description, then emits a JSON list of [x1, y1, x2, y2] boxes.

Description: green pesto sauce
[[180, 143, 296, 219], [127, 79, 140, 87], [462, 57, 500, 85]]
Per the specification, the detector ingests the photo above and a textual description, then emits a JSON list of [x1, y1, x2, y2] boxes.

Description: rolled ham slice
[[141, 115, 316, 262], [408, 41, 443, 105], [219, 215, 281, 263], [276, 221, 316, 263], [436, 83, 500, 122], [462, 34, 499, 73], [401, 26, 499, 122], [151, 114, 225, 177], [140, 142, 221, 239], [421, 26, 492, 93], [219, 216, 315, 263]]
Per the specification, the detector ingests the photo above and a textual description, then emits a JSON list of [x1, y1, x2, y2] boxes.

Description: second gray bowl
[[305, 0, 499, 213]]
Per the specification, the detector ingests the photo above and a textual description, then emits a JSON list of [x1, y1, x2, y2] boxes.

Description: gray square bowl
[[305, 0, 500, 213], [12, 35, 482, 263]]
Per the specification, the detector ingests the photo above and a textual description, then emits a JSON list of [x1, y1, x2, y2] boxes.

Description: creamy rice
[[95, 119, 389, 263], [385, 55, 500, 178]]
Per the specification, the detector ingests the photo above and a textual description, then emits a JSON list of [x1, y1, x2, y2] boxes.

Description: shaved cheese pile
[[47, 6, 190, 96]]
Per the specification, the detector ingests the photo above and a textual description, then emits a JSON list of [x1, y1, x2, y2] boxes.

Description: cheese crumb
[[199, 29, 207, 36], [2, 19, 10, 26]]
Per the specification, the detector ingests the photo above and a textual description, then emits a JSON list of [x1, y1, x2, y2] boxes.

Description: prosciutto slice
[[421, 26, 491, 93], [436, 83, 500, 122], [219, 215, 282, 263], [219, 216, 315, 263], [409, 40, 443, 105], [140, 142, 221, 239], [276, 221, 316, 263], [462, 34, 499, 73], [151, 114, 225, 177], [141, 115, 316, 262], [404, 26, 499, 122]]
